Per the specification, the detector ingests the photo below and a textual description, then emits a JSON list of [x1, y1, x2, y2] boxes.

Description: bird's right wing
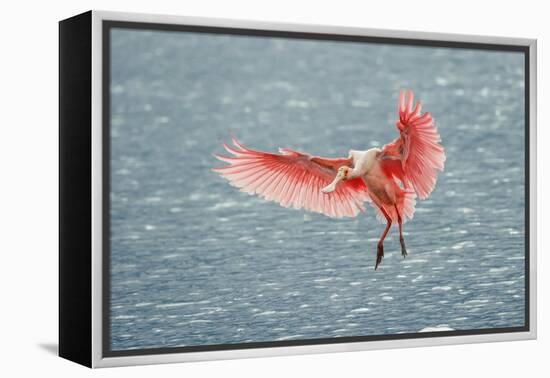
[[213, 137, 370, 218]]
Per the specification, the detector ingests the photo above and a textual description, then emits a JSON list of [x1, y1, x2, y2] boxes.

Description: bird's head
[[337, 166, 351, 181]]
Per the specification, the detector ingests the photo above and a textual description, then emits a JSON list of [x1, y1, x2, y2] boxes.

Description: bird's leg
[[375, 206, 392, 270], [395, 205, 407, 258]]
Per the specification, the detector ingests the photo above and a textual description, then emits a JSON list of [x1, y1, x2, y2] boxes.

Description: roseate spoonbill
[[213, 90, 445, 269]]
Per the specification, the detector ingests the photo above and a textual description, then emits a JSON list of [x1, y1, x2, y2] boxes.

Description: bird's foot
[[400, 237, 407, 258], [375, 243, 384, 270]]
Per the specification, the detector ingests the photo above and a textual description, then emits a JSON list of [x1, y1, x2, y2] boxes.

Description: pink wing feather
[[380, 90, 446, 199], [213, 137, 370, 218]]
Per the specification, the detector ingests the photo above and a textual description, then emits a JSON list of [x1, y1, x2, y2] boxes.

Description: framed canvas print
[[59, 10, 537, 368]]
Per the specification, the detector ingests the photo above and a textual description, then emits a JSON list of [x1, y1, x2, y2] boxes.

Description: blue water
[[109, 28, 526, 350]]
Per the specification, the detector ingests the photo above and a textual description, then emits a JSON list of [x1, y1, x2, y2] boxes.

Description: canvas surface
[[107, 27, 526, 351]]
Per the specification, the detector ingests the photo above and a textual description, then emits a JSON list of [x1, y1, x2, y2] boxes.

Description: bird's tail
[[397, 189, 417, 223], [370, 189, 416, 224]]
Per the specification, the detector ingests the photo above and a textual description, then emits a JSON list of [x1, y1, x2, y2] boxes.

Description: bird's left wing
[[213, 137, 370, 218], [380, 90, 446, 199]]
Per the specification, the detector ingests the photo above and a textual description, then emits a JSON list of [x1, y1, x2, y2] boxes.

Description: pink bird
[[213, 90, 445, 269]]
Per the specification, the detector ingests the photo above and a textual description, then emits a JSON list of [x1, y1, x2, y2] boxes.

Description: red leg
[[394, 205, 407, 258], [375, 206, 392, 270]]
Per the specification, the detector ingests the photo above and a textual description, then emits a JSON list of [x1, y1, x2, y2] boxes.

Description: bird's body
[[361, 151, 400, 207], [213, 90, 445, 269]]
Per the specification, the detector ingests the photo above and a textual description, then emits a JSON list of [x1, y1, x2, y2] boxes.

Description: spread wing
[[380, 90, 446, 199], [212, 137, 370, 218]]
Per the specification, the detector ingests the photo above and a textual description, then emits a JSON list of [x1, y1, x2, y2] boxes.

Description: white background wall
[[0, 0, 545, 376]]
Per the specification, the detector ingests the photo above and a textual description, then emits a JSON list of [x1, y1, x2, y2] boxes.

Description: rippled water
[[109, 28, 526, 350]]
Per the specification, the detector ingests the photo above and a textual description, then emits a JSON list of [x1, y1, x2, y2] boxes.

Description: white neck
[[322, 148, 379, 194], [346, 167, 361, 179], [351, 148, 379, 177]]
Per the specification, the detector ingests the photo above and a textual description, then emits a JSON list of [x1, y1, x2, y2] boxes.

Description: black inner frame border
[[102, 20, 531, 358]]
